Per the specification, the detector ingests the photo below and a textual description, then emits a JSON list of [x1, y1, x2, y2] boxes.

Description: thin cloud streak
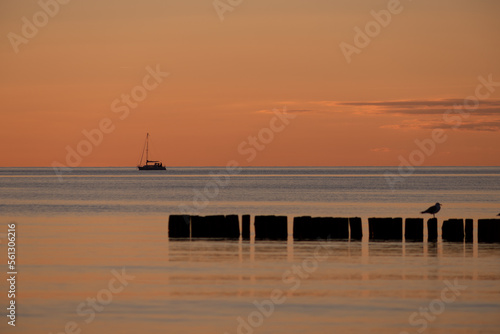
[[337, 99, 500, 108], [309, 99, 500, 120], [382, 120, 500, 132], [256, 109, 314, 114]]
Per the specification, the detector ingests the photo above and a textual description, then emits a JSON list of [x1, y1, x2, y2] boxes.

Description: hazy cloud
[[315, 99, 500, 117], [371, 147, 391, 153], [382, 120, 500, 132], [256, 109, 314, 114], [288, 109, 314, 113], [337, 99, 500, 108]]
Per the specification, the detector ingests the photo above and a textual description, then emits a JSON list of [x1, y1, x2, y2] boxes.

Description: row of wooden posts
[[168, 215, 500, 243]]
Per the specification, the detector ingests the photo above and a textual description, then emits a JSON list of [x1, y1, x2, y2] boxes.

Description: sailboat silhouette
[[137, 133, 166, 170]]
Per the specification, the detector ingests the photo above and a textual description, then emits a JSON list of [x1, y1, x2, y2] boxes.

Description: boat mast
[[145, 133, 149, 162]]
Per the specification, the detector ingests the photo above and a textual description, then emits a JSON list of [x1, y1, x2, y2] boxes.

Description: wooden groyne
[[349, 217, 363, 240], [369, 218, 402, 240], [241, 214, 251, 240], [465, 219, 473, 242], [428, 218, 438, 242], [293, 217, 349, 240], [168, 215, 190, 238], [442, 219, 465, 242], [168, 215, 500, 243], [255, 215, 288, 240], [405, 218, 424, 241], [478, 219, 500, 243]]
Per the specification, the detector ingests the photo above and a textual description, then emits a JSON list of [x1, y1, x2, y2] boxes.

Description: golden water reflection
[[2, 216, 499, 334]]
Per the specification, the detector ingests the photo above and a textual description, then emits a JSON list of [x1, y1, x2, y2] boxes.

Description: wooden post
[[405, 218, 424, 241], [225, 215, 240, 239], [478, 219, 500, 243], [168, 215, 190, 238], [326, 217, 349, 240], [191, 215, 228, 238], [293, 217, 348, 240], [349, 217, 363, 240], [211, 215, 227, 238], [368, 218, 402, 240], [442, 219, 464, 242], [293, 216, 312, 241], [465, 219, 473, 242], [427, 218, 437, 242], [242, 214, 251, 240], [190, 215, 205, 238], [255, 215, 287, 240]]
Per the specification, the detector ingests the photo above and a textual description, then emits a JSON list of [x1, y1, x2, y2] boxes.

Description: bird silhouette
[[421, 203, 442, 218]]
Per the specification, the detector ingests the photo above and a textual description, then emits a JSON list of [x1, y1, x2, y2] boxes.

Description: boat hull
[[138, 165, 166, 170]]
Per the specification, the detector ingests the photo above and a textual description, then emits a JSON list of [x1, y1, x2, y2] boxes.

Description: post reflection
[[287, 236, 294, 263], [164, 226, 490, 298]]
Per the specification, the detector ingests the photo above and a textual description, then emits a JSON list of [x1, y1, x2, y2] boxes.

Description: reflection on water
[[1, 215, 499, 334]]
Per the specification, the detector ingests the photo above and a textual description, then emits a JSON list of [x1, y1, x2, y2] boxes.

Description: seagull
[[421, 203, 442, 218]]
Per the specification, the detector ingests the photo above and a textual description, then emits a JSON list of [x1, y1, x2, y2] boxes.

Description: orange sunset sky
[[1, 0, 499, 167]]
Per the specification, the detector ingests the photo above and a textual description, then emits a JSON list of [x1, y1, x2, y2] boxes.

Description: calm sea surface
[[0, 167, 499, 333], [1, 166, 499, 218]]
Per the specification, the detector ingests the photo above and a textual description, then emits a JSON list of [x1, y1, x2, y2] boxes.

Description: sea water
[[0, 167, 499, 333], [1, 166, 499, 218]]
